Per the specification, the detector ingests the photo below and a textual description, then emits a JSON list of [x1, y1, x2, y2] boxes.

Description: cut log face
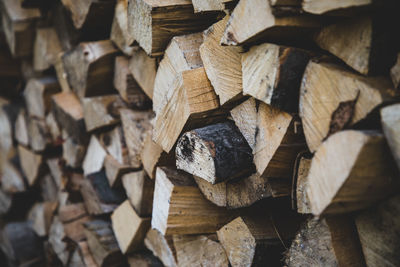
[[144, 229, 177, 267], [111, 200, 151, 254], [302, 0, 372, 15], [242, 43, 311, 113], [111, 0, 134, 56], [200, 16, 243, 106], [299, 61, 396, 153], [192, 0, 237, 12], [18, 145, 43, 186], [306, 130, 399, 215], [15, 109, 29, 146], [356, 194, 400, 267], [176, 121, 254, 184], [152, 32, 203, 116], [127, 0, 219, 56], [100, 126, 130, 166], [62, 134, 87, 169], [153, 67, 224, 153], [104, 154, 134, 188], [128, 47, 157, 99], [295, 154, 312, 214], [173, 234, 229, 267], [33, 27, 63, 71], [1, 159, 26, 194], [82, 95, 120, 132], [62, 40, 118, 98], [28, 117, 52, 152], [221, 0, 321, 46], [28, 202, 57, 237], [82, 135, 107, 176], [381, 104, 400, 171]]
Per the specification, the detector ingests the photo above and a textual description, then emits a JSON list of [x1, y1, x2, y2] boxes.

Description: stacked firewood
[[1, 0, 400, 266]]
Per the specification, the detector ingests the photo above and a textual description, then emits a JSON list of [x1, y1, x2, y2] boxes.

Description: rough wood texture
[[381, 104, 400, 171], [62, 133, 87, 168], [285, 216, 365, 266], [221, 0, 321, 46], [152, 167, 234, 235], [33, 27, 63, 71], [128, 47, 157, 99], [104, 155, 134, 188], [299, 61, 396, 153], [144, 229, 177, 267], [200, 16, 243, 106], [242, 43, 311, 113], [176, 121, 254, 184], [294, 154, 312, 214], [62, 40, 118, 98], [82, 95, 120, 132], [27, 202, 57, 237], [306, 130, 399, 215], [111, 0, 134, 56], [111, 200, 151, 254], [153, 67, 224, 153], [152, 32, 203, 116], [302, 0, 372, 14], [192, 0, 237, 12], [173, 234, 229, 267], [356, 194, 400, 267], [315, 16, 396, 75], [18, 145, 43, 186], [122, 171, 154, 217], [127, 0, 219, 56]]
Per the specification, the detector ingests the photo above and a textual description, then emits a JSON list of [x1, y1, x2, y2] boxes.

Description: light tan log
[[128, 47, 157, 99], [104, 155, 134, 188], [28, 117, 52, 152], [241, 43, 311, 112], [391, 53, 400, 90], [99, 126, 130, 166], [306, 130, 399, 215], [381, 104, 400, 171], [28, 202, 57, 237], [62, 40, 118, 98], [78, 241, 99, 267], [151, 167, 234, 235], [62, 132, 87, 169], [82, 95, 120, 132], [15, 109, 29, 146], [33, 27, 63, 71], [144, 229, 177, 267], [111, 200, 151, 254], [221, 0, 321, 46], [0, 157, 26, 194], [173, 234, 229, 267], [285, 216, 365, 266], [59, 203, 91, 243], [18, 145, 43, 186], [153, 67, 224, 153], [200, 16, 243, 106], [128, 0, 219, 56], [302, 0, 372, 14], [294, 154, 312, 214], [110, 0, 134, 56], [152, 32, 203, 116], [121, 171, 154, 217], [82, 135, 107, 176], [54, 52, 72, 93], [299, 61, 396, 153], [356, 194, 400, 267], [192, 0, 237, 12], [120, 108, 153, 168]]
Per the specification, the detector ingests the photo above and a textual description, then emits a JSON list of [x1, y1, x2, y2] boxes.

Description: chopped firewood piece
[[111, 0, 134, 55], [104, 155, 134, 188], [302, 0, 372, 14], [192, 0, 237, 12], [28, 202, 57, 237], [381, 104, 400, 170], [18, 145, 43, 186], [144, 229, 177, 267], [82, 135, 107, 176], [62, 133, 87, 169], [33, 27, 63, 71], [82, 95, 120, 132], [14, 109, 29, 147], [28, 117, 52, 152]]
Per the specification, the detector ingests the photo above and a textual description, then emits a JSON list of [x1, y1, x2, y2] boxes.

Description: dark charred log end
[[177, 133, 196, 163]]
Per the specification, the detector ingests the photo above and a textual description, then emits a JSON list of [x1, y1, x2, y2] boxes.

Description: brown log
[[381, 104, 400, 171], [46, 112, 62, 143], [110, 0, 134, 56], [0, 152, 26, 194], [54, 52, 72, 93], [33, 27, 63, 72], [77, 241, 99, 267], [144, 229, 177, 267]]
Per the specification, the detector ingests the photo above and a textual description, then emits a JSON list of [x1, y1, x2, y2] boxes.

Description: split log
[[62, 133, 87, 169], [18, 145, 43, 186], [0, 222, 44, 266], [128, 47, 157, 99], [28, 117, 52, 152], [83, 220, 125, 267], [121, 171, 154, 217], [391, 53, 400, 90], [355, 194, 400, 267], [0, 98, 19, 154], [299, 61, 396, 153], [120, 108, 153, 168], [241, 43, 311, 113], [0, 156, 26, 194], [52, 92, 87, 144], [381, 104, 400, 170], [293, 153, 312, 214], [151, 167, 234, 235], [62, 40, 118, 98], [46, 158, 65, 189], [302, 0, 372, 15], [33, 27, 63, 72], [99, 126, 130, 166], [315, 16, 397, 75], [111, 200, 151, 253], [0, 0, 41, 57], [78, 241, 99, 267], [28, 202, 58, 237], [104, 155, 134, 188], [14, 109, 29, 147], [127, 0, 219, 56], [59, 203, 91, 243], [114, 56, 151, 109], [152, 32, 203, 116], [199, 15, 243, 106], [46, 112, 62, 143], [285, 216, 365, 266], [305, 130, 399, 215], [24, 77, 61, 119], [81, 170, 126, 215], [221, 0, 321, 46], [82, 95, 120, 132], [173, 234, 229, 267], [49, 216, 70, 266], [54, 52, 72, 93], [111, 0, 134, 56], [153, 67, 225, 153], [39, 173, 59, 202], [82, 135, 107, 176], [144, 229, 177, 267], [192, 0, 237, 12], [128, 251, 163, 267]]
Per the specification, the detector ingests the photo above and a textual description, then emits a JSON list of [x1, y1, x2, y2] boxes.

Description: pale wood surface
[[381, 104, 400, 171]]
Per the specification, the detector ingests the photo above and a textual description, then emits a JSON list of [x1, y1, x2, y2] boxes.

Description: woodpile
[[1, 0, 400, 266]]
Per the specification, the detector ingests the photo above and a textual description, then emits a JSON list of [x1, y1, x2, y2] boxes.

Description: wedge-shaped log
[[221, 0, 321, 46], [62, 40, 118, 98], [105, 155, 135, 188], [15, 109, 29, 146], [200, 16, 243, 106], [128, 0, 219, 56], [111, 0, 134, 55], [302, 0, 372, 14], [129, 47, 157, 99], [299, 61, 396, 153], [306, 130, 399, 215], [144, 229, 177, 267], [27, 202, 57, 237], [192, 0, 237, 12], [176, 121, 254, 184], [33, 27, 62, 71], [18, 145, 43, 186], [381, 104, 400, 170], [28, 117, 52, 152], [82, 95, 120, 132], [122, 171, 154, 217], [82, 135, 107, 176], [111, 200, 151, 254], [153, 67, 224, 153], [315, 16, 397, 75], [242, 43, 311, 113]]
